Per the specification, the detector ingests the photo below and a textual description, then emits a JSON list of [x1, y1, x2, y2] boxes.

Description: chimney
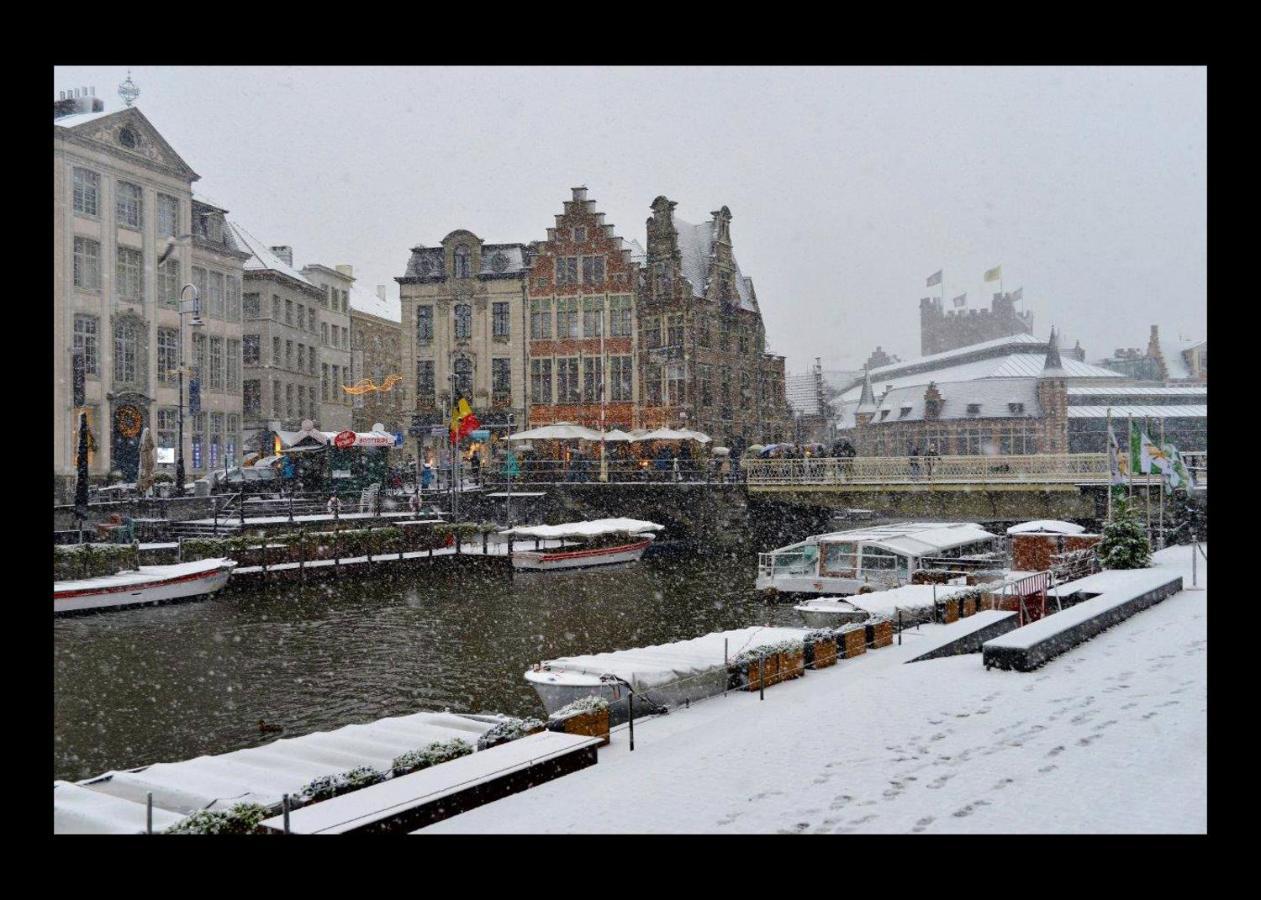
[[376, 285, 387, 301], [572, 186, 588, 201], [269, 246, 293, 267], [54, 86, 104, 119], [336, 264, 354, 279]]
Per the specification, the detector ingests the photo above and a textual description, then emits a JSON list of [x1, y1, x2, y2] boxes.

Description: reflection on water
[[53, 554, 802, 781]]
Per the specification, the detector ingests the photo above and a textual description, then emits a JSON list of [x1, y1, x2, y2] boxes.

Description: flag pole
[[1127, 415, 1134, 501], [1145, 417, 1152, 547], [1159, 416, 1166, 550], [1106, 406, 1113, 524]]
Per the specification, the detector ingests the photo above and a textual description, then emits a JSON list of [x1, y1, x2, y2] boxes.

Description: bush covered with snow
[[477, 716, 546, 749], [549, 696, 610, 720], [1099, 499, 1151, 570], [164, 802, 269, 835], [300, 765, 386, 802], [732, 639, 804, 667], [391, 738, 473, 776], [54, 542, 140, 580]]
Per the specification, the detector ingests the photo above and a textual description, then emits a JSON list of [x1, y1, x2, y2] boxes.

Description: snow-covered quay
[[428, 545, 1206, 834]]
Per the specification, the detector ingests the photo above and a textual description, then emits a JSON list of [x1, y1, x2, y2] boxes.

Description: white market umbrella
[[600, 429, 636, 442], [508, 422, 604, 441], [712, 446, 731, 456], [637, 427, 711, 443]]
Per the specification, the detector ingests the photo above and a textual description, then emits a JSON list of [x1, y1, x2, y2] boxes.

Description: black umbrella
[[74, 411, 90, 513]]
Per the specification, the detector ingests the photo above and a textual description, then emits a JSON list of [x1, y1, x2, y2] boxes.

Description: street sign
[[430, 425, 447, 438], [333, 430, 356, 449], [503, 450, 521, 477], [470, 428, 491, 442], [72, 350, 85, 406]]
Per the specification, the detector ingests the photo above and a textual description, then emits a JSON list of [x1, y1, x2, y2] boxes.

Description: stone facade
[[920, 292, 1034, 356], [398, 231, 530, 457], [299, 262, 354, 433], [525, 187, 640, 430], [638, 196, 790, 446], [349, 296, 404, 436], [54, 102, 246, 500]]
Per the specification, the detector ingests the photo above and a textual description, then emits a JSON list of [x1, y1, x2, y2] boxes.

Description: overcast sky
[[53, 66, 1206, 375]]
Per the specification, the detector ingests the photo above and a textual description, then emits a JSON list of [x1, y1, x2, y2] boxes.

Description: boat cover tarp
[[54, 558, 234, 593], [844, 584, 975, 617], [500, 518, 664, 540], [533, 626, 810, 689], [1006, 519, 1087, 535]]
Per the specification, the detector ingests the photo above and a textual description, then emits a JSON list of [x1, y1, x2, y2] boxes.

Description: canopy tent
[[499, 517, 664, 540], [712, 446, 731, 456], [637, 428, 711, 443], [508, 422, 604, 441], [601, 429, 637, 442]]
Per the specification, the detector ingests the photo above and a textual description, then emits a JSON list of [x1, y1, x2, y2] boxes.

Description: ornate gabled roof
[[55, 106, 199, 182]]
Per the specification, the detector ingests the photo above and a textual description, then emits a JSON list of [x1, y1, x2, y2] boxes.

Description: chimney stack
[[269, 246, 293, 267], [335, 264, 354, 279], [54, 86, 104, 119]]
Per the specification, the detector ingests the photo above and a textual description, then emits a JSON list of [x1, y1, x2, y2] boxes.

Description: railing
[[743, 453, 1132, 487], [485, 460, 735, 484]]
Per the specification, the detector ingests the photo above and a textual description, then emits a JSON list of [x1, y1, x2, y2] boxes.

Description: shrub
[[179, 537, 235, 562], [300, 765, 386, 803], [391, 738, 473, 775], [1099, 498, 1151, 569], [54, 543, 139, 580], [732, 639, 803, 667], [164, 802, 269, 835], [477, 716, 546, 750], [548, 697, 609, 720]]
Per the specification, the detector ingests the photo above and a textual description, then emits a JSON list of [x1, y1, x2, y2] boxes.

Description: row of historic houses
[[399, 187, 793, 454]]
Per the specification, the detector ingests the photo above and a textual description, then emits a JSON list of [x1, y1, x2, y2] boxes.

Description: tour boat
[[757, 522, 1002, 596], [501, 518, 664, 571], [526, 626, 809, 723], [54, 558, 237, 615]]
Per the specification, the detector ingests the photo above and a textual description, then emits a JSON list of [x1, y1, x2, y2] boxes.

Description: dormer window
[[879, 409, 891, 421], [967, 403, 982, 415], [1008, 402, 1025, 414], [453, 245, 471, 279], [899, 405, 913, 418]]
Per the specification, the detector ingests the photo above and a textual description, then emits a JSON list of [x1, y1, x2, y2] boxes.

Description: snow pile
[[428, 544, 1205, 834]]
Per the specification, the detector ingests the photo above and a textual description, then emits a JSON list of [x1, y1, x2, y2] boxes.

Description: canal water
[[53, 553, 805, 781]]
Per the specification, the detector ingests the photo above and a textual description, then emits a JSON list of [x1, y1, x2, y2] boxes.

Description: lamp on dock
[[174, 283, 203, 498]]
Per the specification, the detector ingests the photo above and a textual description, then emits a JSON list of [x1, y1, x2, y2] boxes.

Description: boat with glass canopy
[[756, 522, 1001, 596]]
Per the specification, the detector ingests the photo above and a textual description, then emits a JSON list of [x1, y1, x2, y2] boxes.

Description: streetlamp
[[174, 283, 203, 497]]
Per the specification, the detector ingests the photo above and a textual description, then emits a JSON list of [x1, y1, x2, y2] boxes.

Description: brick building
[[525, 187, 641, 430], [638, 196, 791, 446]]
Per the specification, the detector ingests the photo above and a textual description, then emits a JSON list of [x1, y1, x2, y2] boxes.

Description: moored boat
[[793, 597, 871, 629], [501, 518, 664, 571], [756, 522, 1002, 596], [525, 625, 809, 722], [54, 558, 237, 615]]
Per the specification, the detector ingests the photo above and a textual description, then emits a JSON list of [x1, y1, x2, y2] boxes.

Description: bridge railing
[[743, 453, 1116, 486]]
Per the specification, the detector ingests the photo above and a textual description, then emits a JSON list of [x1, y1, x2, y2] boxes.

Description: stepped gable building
[[638, 196, 790, 446], [1101, 325, 1207, 384], [348, 284, 404, 437], [54, 92, 248, 500], [525, 187, 641, 430], [397, 231, 531, 456], [920, 291, 1033, 356]]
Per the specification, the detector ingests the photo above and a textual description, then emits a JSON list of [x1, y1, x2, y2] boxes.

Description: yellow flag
[[984, 265, 1002, 282], [449, 397, 473, 434]]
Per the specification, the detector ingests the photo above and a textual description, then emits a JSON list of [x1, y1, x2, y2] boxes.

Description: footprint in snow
[[927, 774, 954, 789], [1047, 745, 1065, 757], [777, 822, 810, 834], [952, 800, 991, 818], [911, 816, 935, 833]]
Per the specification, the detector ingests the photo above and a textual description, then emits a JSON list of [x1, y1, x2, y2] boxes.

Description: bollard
[[1192, 542, 1197, 587], [299, 529, 306, 581], [627, 679, 635, 752], [282, 793, 291, 834], [147, 791, 153, 834], [898, 609, 903, 645], [759, 653, 765, 700]]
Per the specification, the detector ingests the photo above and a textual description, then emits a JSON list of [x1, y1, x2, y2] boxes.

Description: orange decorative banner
[[341, 373, 402, 395]]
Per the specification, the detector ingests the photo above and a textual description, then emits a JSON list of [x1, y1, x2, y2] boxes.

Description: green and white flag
[[1162, 441, 1194, 490], [1129, 422, 1146, 475]]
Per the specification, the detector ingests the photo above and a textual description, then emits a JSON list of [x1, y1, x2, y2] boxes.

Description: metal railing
[[743, 453, 1146, 486], [484, 460, 736, 484]]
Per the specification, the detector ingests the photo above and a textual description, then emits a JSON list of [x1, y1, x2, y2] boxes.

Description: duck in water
[[258, 719, 284, 734]]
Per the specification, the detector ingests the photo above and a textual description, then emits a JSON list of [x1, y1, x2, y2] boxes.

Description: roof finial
[[118, 70, 140, 107], [1043, 326, 1064, 373]]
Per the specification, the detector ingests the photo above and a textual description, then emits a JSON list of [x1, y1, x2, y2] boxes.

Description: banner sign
[[469, 429, 491, 441]]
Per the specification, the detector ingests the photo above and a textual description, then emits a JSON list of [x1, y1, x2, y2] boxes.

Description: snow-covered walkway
[[427, 544, 1206, 834]]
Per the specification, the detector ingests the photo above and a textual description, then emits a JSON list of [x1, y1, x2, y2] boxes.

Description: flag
[[449, 397, 480, 442], [1129, 421, 1145, 474], [984, 265, 1002, 282], [1010, 287, 1023, 302], [1163, 442, 1194, 490], [1142, 432, 1173, 482], [1108, 421, 1126, 484], [926, 270, 943, 287], [952, 293, 967, 308]]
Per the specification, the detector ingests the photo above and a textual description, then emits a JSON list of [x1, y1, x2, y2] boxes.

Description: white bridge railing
[[743, 453, 1129, 487]]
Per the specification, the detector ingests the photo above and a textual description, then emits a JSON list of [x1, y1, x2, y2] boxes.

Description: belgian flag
[[449, 397, 480, 443]]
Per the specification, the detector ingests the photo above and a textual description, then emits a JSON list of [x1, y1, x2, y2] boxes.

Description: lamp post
[[174, 283, 203, 498]]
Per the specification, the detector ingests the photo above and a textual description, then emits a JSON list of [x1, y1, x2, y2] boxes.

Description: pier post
[[299, 529, 306, 581], [177, 537, 183, 564], [261, 530, 268, 579], [213, 497, 219, 536], [367, 526, 373, 564], [759, 654, 765, 701], [898, 610, 903, 645], [627, 678, 635, 752], [147, 791, 153, 834], [282, 794, 290, 834], [508, 534, 513, 557], [288, 495, 295, 524], [240, 493, 246, 527]]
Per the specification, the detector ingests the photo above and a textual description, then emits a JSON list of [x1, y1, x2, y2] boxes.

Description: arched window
[[454, 245, 471, 279], [454, 303, 472, 339], [453, 356, 474, 400]]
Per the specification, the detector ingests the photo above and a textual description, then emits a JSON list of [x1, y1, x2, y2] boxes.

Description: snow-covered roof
[[501, 518, 664, 540], [1067, 386, 1206, 397], [787, 373, 823, 415], [1007, 520, 1087, 535], [798, 522, 999, 557], [851, 377, 1043, 425], [53, 108, 118, 129], [226, 222, 317, 288], [836, 353, 1123, 404], [623, 238, 646, 265], [1065, 405, 1207, 419], [844, 583, 976, 617], [674, 217, 757, 312], [349, 284, 400, 323]]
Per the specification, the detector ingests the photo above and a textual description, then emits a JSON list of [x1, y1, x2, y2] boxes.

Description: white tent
[[508, 422, 604, 441], [636, 428, 712, 443], [600, 429, 636, 442]]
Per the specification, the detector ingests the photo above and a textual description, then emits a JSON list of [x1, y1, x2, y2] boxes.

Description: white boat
[[525, 626, 809, 722], [54, 558, 237, 615], [501, 518, 664, 571], [756, 522, 1002, 596], [795, 583, 977, 628], [793, 597, 871, 629]]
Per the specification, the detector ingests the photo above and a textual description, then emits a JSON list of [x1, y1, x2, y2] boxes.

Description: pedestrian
[[925, 443, 939, 479], [326, 494, 341, 516], [408, 491, 421, 515], [909, 445, 921, 480], [470, 452, 482, 486], [421, 462, 434, 492]]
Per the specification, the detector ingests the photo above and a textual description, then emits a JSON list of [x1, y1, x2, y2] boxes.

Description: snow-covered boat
[[757, 522, 1001, 596], [54, 558, 237, 615], [793, 597, 871, 629], [526, 626, 809, 722], [501, 518, 663, 571], [795, 583, 977, 628]]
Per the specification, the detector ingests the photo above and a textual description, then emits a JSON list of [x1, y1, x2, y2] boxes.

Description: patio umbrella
[[74, 411, 90, 512], [601, 429, 636, 442], [637, 427, 711, 443], [712, 446, 731, 456], [508, 422, 603, 441], [137, 427, 156, 495]]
